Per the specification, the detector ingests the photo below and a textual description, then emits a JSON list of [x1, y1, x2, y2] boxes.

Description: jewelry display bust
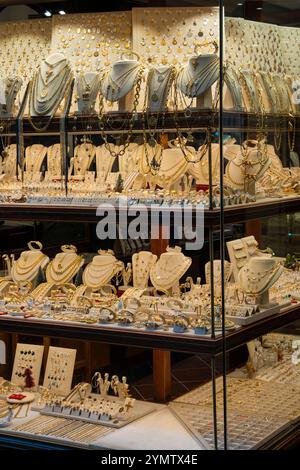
[[0, 77, 22, 117], [150, 246, 192, 293], [155, 147, 189, 188], [146, 65, 175, 112], [205, 260, 232, 298], [225, 140, 271, 192], [82, 249, 124, 291], [46, 143, 62, 179], [187, 143, 219, 185], [29, 52, 73, 118], [69, 143, 96, 177], [76, 72, 100, 115], [11, 241, 49, 283], [25, 144, 47, 173], [132, 251, 157, 289], [96, 144, 116, 184], [177, 47, 219, 98], [46, 245, 83, 285], [238, 257, 283, 304], [101, 54, 142, 102], [0, 145, 18, 180]]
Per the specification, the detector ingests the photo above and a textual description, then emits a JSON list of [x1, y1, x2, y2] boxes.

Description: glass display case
[[0, 0, 300, 451]]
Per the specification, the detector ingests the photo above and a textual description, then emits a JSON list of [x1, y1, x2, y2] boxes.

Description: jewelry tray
[[39, 394, 157, 428], [226, 300, 291, 326]]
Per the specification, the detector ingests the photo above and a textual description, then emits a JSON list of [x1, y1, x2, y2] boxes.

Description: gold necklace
[[13, 254, 46, 277], [46, 256, 82, 282], [98, 65, 145, 159]]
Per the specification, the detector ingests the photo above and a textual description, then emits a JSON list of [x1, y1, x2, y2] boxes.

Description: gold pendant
[[41, 88, 48, 98]]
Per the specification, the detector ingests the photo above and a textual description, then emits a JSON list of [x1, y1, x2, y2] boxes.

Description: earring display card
[[11, 343, 44, 387], [43, 346, 77, 396]]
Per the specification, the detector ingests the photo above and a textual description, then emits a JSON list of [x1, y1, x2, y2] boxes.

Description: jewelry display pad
[[40, 395, 156, 429], [225, 18, 284, 74], [0, 19, 51, 97], [132, 7, 219, 67], [51, 12, 132, 74], [2, 415, 113, 449], [278, 26, 300, 76], [43, 346, 76, 396], [11, 343, 44, 387], [171, 376, 300, 449], [169, 402, 287, 450]]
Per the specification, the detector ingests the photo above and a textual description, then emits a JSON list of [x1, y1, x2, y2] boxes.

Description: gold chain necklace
[[98, 65, 144, 159]]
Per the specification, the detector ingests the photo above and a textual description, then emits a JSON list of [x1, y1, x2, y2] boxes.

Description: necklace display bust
[[146, 65, 175, 112], [238, 257, 283, 298], [82, 250, 124, 291], [11, 241, 49, 283], [150, 246, 192, 293], [101, 58, 141, 102], [25, 144, 47, 173], [177, 53, 219, 98], [29, 52, 73, 118], [132, 251, 157, 289], [76, 72, 100, 115], [0, 145, 18, 180], [46, 245, 83, 285], [69, 143, 96, 177], [0, 77, 22, 117]]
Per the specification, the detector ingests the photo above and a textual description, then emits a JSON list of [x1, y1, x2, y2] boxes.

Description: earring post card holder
[[11, 343, 44, 387], [43, 346, 76, 396]]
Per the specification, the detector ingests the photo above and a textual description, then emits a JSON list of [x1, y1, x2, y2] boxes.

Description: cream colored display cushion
[[11, 343, 44, 387], [7, 392, 35, 404], [43, 346, 76, 397]]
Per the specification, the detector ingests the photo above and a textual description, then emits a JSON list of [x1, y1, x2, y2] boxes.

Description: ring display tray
[[227, 300, 290, 326], [169, 402, 288, 450], [170, 376, 300, 449], [0, 415, 113, 449], [40, 395, 156, 429]]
